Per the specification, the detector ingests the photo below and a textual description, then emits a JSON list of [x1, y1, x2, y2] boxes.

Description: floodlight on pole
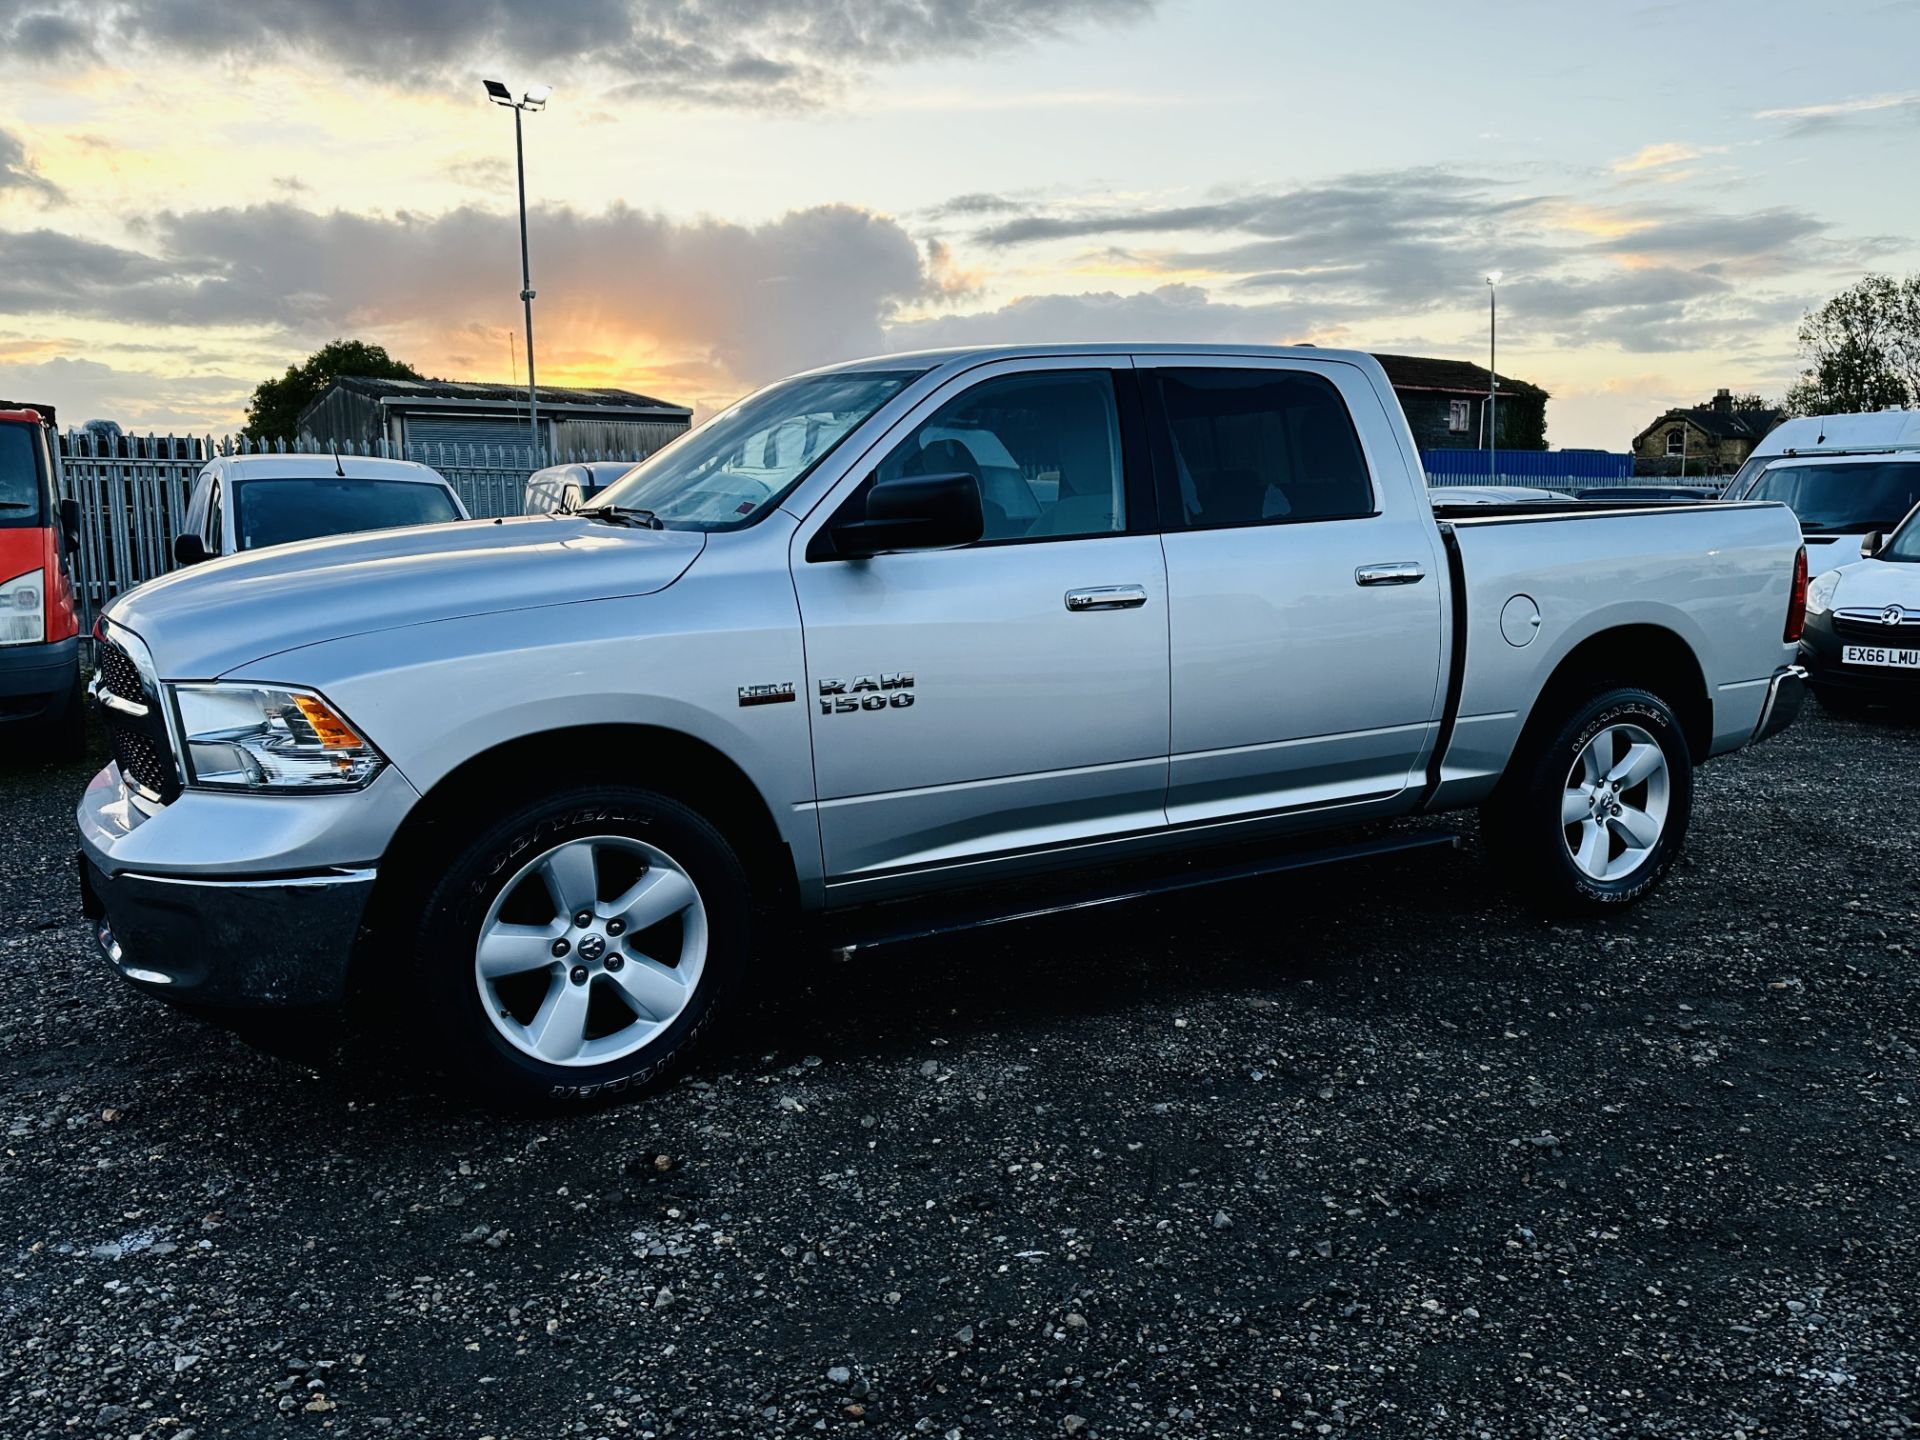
[[482, 79, 551, 468], [1485, 272, 1502, 484]]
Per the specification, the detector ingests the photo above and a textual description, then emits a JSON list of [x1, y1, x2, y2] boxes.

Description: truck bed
[[1425, 498, 1803, 810]]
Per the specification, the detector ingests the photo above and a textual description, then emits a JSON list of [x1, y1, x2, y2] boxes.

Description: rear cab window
[[1145, 368, 1376, 528]]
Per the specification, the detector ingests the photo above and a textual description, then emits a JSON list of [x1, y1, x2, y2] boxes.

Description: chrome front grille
[[94, 635, 179, 803], [1833, 606, 1920, 640]]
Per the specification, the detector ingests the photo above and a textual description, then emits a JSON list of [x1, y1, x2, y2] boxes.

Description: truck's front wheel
[[1482, 686, 1694, 912], [413, 785, 750, 1105]]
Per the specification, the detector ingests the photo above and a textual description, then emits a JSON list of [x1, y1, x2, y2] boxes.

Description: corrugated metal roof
[[331, 375, 690, 415], [1371, 353, 1548, 399]]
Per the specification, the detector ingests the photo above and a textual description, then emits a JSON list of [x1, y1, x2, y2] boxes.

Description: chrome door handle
[[1355, 562, 1426, 587], [1065, 585, 1149, 612]]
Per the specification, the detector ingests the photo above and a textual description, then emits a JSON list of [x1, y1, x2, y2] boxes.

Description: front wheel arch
[[351, 724, 795, 1006]]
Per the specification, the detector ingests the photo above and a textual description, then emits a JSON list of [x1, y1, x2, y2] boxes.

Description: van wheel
[[413, 785, 750, 1105], [1481, 686, 1694, 913]]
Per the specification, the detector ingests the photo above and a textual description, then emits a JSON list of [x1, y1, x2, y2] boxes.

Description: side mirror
[[825, 472, 984, 559], [1861, 531, 1884, 559], [59, 496, 81, 555], [173, 532, 209, 567]]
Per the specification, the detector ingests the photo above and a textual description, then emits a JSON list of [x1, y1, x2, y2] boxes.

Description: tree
[[1785, 274, 1920, 415], [244, 339, 424, 441]]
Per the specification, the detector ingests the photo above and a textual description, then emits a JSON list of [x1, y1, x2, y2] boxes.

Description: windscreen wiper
[[576, 504, 663, 530], [0, 500, 35, 510]]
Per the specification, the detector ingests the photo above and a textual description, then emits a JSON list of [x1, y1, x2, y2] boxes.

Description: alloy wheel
[[473, 834, 707, 1066]]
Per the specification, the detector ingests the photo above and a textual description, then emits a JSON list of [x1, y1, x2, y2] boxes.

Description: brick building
[[1372, 353, 1548, 452], [1631, 390, 1784, 474]]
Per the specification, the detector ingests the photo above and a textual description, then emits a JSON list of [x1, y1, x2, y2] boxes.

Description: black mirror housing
[[59, 496, 81, 555], [1861, 530, 1884, 559], [173, 532, 209, 567], [825, 472, 984, 559]]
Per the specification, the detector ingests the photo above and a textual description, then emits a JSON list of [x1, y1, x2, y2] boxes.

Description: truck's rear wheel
[[1482, 686, 1693, 912], [413, 785, 749, 1105]]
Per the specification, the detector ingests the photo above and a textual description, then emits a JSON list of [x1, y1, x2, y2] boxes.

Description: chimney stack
[[1713, 388, 1732, 415]]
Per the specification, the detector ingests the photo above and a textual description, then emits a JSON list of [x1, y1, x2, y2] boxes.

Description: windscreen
[[233, 478, 461, 550], [588, 369, 924, 530], [0, 423, 45, 527], [1885, 514, 1920, 562], [1745, 461, 1920, 534]]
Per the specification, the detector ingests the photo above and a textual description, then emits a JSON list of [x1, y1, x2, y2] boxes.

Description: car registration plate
[[1843, 643, 1920, 669]]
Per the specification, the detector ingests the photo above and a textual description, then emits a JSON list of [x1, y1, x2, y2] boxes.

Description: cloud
[[0, 354, 246, 429], [1610, 141, 1722, 174], [0, 0, 1156, 108], [943, 167, 1882, 359], [0, 126, 62, 202], [0, 199, 938, 385], [1755, 91, 1920, 139], [889, 283, 1316, 351]]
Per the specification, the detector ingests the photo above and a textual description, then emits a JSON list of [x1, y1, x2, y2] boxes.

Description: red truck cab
[[0, 405, 84, 757]]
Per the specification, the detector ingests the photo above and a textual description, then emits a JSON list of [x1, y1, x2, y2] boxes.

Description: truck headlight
[[0, 568, 45, 646], [171, 683, 386, 791]]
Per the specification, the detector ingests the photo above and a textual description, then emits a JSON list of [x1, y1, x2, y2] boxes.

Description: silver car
[[77, 345, 1808, 1104]]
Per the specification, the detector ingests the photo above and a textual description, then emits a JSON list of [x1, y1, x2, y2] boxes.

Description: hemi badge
[[738, 682, 796, 707]]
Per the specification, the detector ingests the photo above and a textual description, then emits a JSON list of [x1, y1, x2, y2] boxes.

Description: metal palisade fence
[[58, 430, 653, 635]]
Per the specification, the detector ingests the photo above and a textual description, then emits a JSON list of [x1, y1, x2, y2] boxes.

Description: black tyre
[[413, 785, 751, 1105], [1482, 686, 1694, 913]]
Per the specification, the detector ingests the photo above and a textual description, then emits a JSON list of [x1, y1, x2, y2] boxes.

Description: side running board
[[820, 829, 1461, 956]]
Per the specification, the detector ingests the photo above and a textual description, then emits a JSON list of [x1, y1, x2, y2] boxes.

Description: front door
[[791, 360, 1170, 897], [1137, 356, 1447, 828]]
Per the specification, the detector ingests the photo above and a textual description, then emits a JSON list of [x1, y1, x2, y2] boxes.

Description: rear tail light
[[1784, 545, 1808, 643]]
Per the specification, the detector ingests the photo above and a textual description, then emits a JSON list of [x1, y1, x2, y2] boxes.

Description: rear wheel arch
[[1514, 623, 1711, 767]]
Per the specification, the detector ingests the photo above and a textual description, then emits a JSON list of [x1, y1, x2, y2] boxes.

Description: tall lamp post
[[484, 80, 550, 469], [1484, 271, 1502, 484]]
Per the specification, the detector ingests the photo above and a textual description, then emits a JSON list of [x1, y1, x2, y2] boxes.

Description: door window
[[206, 482, 223, 551], [873, 370, 1127, 542], [1152, 369, 1375, 528]]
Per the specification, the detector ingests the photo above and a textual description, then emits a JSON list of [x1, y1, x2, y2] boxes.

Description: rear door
[[1137, 356, 1446, 827], [791, 358, 1171, 896]]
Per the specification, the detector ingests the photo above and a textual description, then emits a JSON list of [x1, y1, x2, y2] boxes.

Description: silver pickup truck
[[77, 345, 1809, 1103]]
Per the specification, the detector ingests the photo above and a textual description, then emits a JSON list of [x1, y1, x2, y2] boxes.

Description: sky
[[0, 0, 1916, 449]]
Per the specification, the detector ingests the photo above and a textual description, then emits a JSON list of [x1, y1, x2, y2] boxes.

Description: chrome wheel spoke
[[476, 921, 565, 979], [1607, 740, 1664, 790], [538, 843, 599, 918], [603, 956, 689, 1023], [524, 975, 593, 1063], [1561, 785, 1594, 827], [1607, 804, 1661, 851], [610, 867, 697, 934], [1572, 819, 1609, 877]]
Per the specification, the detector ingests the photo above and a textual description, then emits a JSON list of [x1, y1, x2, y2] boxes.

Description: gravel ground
[[2, 708, 1917, 1440]]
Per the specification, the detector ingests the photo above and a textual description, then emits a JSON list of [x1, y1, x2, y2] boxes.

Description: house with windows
[[1631, 390, 1784, 474], [1371, 354, 1549, 453]]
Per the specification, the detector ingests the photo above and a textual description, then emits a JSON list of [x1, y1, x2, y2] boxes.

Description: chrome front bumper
[[75, 760, 417, 1010], [80, 852, 374, 1008], [1751, 664, 1807, 745]]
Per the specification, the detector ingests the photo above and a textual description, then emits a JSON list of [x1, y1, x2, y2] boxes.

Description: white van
[[1724, 410, 1920, 496], [1721, 411, 1920, 577], [174, 455, 468, 566]]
